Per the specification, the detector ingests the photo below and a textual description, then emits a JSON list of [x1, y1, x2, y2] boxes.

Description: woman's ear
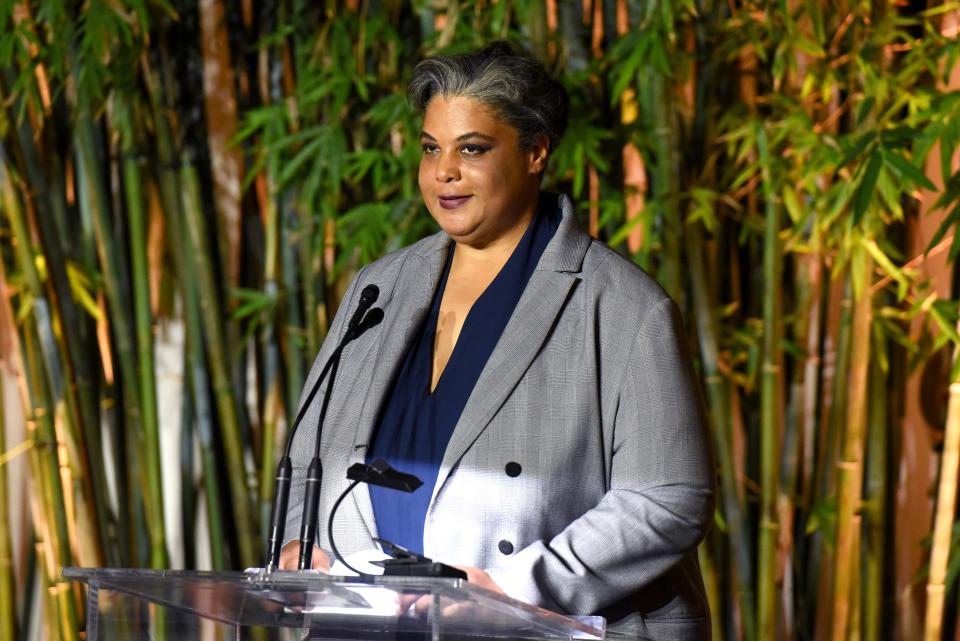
[[527, 134, 551, 175]]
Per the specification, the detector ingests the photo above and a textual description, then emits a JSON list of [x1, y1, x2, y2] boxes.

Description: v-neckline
[[427, 230, 527, 395], [428, 245, 487, 395]]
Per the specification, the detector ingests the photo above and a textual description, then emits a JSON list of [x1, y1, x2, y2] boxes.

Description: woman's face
[[418, 95, 548, 249]]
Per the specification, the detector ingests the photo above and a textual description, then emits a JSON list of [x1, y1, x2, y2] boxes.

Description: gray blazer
[[286, 194, 715, 641]]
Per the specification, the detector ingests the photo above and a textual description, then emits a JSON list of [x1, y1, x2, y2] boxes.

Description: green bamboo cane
[[686, 222, 757, 641], [863, 333, 887, 641], [299, 204, 322, 357], [831, 252, 873, 641], [756, 123, 783, 641], [698, 541, 721, 641], [141, 52, 227, 569], [113, 97, 169, 570], [0, 336, 18, 641], [281, 203, 306, 435], [650, 70, 682, 300], [180, 156, 258, 568]]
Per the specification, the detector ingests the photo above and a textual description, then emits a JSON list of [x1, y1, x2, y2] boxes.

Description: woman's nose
[[435, 152, 460, 182]]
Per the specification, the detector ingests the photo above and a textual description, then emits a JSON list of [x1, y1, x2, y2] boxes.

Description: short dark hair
[[407, 41, 569, 155]]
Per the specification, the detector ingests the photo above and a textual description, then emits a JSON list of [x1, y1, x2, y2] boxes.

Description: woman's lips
[[438, 195, 472, 210]]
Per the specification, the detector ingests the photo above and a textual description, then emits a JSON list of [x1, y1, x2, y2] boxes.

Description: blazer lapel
[[348, 241, 448, 537], [429, 195, 591, 504]]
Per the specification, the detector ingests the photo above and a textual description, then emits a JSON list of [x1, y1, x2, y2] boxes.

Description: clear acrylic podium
[[63, 567, 605, 641]]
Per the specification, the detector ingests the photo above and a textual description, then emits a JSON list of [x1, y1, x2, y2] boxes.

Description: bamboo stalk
[[863, 340, 887, 641], [757, 124, 783, 641], [923, 322, 960, 640], [806, 273, 853, 639], [650, 70, 681, 300], [798, 246, 824, 511], [114, 98, 169, 569], [699, 540, 721, 641], [0, 324, 18, 641], [199, 0, 244, 286], [181, 158, 258, 567], [831, 253, 873, 641]]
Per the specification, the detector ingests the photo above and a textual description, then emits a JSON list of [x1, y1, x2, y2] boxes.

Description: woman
[[281, 42, 715, 641]]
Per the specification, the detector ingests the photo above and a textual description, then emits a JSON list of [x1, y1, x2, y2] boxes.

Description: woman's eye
[[421, 143, 439, 154], [460, 144, 489, 156]]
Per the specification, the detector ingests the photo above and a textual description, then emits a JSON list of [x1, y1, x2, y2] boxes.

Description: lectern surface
[[63, 567, 605, 641]]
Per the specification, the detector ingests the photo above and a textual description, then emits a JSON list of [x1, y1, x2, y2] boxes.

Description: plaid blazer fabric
[[285, 193, 716, 641]]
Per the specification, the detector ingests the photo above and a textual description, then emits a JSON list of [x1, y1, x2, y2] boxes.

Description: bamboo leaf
[[840, 132, 877, 168], [65, 263, 103, 321], [782, 186, 804, 224], [853, 151, 883, 225], [863, 239, 909, 301], [857, 97, 876, 127], [881, 148, 937, 191]]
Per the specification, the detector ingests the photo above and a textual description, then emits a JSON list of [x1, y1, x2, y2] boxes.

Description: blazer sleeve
[[486, 297, 716, 614]]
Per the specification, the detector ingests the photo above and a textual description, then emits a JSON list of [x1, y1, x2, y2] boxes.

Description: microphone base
[[379, 559, 467, 580]]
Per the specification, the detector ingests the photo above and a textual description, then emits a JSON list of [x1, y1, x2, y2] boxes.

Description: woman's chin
[[430, 212, 479, 241]]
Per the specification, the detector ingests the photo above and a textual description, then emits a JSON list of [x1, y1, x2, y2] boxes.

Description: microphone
[[347, 284, 379, 333], [264, 283, 383, 572]]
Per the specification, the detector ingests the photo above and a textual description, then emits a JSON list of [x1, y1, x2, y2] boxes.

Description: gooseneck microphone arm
[[297, 307, 384, 570], [264, 284, 380, 571]]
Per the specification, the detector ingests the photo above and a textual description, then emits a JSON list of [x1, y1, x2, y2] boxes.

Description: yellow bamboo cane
[[831, 253, 873, 641], [923, 319, 960, 641]]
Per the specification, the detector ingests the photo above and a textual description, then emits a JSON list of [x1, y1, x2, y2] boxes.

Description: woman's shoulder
[[546, 192, 671, 310], [580, 239, 672, 309]]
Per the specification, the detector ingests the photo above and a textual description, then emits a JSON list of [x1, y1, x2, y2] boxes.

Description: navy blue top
[[367, 199, 560, 553]]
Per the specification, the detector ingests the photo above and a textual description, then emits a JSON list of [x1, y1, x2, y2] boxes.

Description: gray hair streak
[[408, 41, 569, 155]]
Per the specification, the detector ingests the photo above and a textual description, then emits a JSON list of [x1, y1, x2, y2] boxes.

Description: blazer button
[[505, 462, 522, 477], [498, 540, 514, 555]]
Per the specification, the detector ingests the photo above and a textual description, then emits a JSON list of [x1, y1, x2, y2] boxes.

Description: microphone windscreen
[[360, 284, 379, 304]]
